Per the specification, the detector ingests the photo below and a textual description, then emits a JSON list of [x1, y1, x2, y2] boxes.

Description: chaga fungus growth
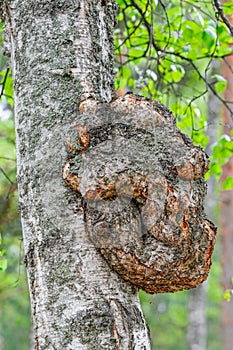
[[63, 93, 216, 294]]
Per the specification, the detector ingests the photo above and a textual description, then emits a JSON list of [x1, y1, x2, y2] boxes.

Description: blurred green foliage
[[206, 134, 233, 188], [0, 119, 31, 349], [0, 18, 30, 350], [139, 245, 223, 349], [140, 290, 189, 349]]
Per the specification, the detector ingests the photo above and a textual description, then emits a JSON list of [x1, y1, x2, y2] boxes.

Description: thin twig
[[0, 68, 10, 97], [212, 0, 233, 37]]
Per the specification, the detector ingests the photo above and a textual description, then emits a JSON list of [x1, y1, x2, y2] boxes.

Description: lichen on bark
[[63, 93, 217, 294]]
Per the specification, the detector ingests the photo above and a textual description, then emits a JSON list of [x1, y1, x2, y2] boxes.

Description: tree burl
[[63, 93, 216, 294]]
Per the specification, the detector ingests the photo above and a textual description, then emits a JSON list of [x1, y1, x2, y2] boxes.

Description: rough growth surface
[[63, 93, 216, 294]]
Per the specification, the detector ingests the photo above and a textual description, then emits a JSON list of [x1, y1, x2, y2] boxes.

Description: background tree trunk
[[1, 1, 151, 348], [219, 4, 233, 350], [187, 61, 220, 350], [220, 50, 233, 350], [187, 283, 208, 350]]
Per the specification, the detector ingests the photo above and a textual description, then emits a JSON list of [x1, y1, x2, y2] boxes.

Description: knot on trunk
[[63, 93, 216, 294]]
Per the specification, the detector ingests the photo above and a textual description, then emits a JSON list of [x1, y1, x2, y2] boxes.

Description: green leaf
[[212, 135, 233, 165], [0, 258, 7, 272], [224, 289, 232, 302], [213, 74, 227, 93], [222, 1, 233, 15], [222, 177, 233, 190], [208, 161, 222, 178], [202, 27, 217, 49], [170, 65, 185, 83], [187, 49, 197, 60], [146, 69, 157, 81], [167, 6, 182, 21], [214, 81, 227, 93]]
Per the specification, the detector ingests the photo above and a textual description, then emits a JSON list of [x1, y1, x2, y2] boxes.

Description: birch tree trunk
[[0, 1, 216, 349], [0, 1, 151, 349]]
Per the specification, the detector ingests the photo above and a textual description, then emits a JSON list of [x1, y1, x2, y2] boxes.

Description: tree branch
[[212, 0, 233, 37]]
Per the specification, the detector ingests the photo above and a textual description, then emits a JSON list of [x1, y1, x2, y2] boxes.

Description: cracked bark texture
[[1, 1, 151, 349], [63, 94, 216, 294]]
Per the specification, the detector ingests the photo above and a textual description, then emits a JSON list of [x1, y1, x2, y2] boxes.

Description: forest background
[[0, 0, 233, 349]]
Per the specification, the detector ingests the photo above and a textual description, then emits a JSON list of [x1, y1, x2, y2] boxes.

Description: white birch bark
[[0, 1, 151, 349]]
